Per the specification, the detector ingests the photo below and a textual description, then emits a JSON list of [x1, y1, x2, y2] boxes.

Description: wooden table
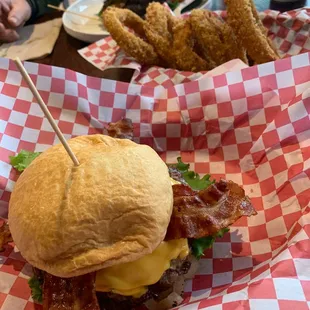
[[32, 11, 134, 82]]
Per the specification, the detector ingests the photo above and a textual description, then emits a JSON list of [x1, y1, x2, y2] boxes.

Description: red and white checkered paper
[[0, 51, 310, 310], [78, 8, 310, 88]]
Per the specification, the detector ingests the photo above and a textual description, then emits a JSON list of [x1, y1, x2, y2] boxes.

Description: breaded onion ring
[[144, 2, 177, 68], [225, 0, 279, 64], [102, 7, 161, 66], [172, 19, 213, 72], [145, 2, 173, 40], [190, 9, 248, 66]]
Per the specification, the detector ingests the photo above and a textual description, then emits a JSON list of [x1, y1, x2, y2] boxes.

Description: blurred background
[[209, 0, 308, 11], [210, 0, 270, 11]]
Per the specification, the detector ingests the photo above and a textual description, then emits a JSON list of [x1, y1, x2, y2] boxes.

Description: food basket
[[0, 47, 310, 308]]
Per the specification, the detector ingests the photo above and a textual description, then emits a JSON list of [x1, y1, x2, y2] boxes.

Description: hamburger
[[6, 120, 256, 310]]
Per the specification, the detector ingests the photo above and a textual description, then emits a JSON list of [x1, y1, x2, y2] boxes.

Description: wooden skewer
[[14, 58, 80, 167], [47, 4, 100, 21]]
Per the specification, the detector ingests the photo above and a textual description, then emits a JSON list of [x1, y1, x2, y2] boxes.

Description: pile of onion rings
[[102, 0, 280, 72]]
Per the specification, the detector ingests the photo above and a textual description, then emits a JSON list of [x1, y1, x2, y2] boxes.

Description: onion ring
[[144, 2, 178, 68], [190, 9, 248, 66], [172, 19, 214, 72], [102, 7, 161, 66], [225, 0, 279, 64]]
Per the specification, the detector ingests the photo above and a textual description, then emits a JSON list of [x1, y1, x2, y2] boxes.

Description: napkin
[[0, 18, 62, 61]]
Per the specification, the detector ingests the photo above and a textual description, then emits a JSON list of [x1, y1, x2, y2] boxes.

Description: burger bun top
[[8, 135, 173, 277]]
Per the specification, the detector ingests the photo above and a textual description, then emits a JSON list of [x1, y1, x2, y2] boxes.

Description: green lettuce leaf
[[191, 228, 230, 259], [9, 150, 41, 172], [28, 275, 43, 303], [175, 157, 214, 190]]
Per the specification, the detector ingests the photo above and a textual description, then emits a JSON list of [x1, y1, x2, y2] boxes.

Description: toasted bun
[[8, 135, 173, 277]]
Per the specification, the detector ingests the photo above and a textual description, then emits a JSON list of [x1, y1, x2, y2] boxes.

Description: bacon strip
[[0, 221, 12, 252], [165, 180, 257, 240], [105, 118, 134, 140], [43, 272, 100, 310]]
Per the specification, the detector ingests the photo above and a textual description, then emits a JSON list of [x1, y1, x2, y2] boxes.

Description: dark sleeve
[[26, 0, 63, 23]]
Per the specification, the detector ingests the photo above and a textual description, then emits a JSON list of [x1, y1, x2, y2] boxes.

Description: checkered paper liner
[[0, 51, 310, 309], [78, 8, 310, 88]]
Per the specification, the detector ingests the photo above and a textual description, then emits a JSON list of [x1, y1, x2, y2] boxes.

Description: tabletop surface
[[32, 2, 310, 82], [32, 12, 135, 82]]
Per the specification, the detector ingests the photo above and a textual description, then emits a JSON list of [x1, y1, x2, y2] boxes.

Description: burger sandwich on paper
[[2, 119, 257, 309]]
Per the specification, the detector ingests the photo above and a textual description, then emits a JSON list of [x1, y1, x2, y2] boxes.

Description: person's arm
[[26, 0, 63, 23], [0, 0, 63, 42]]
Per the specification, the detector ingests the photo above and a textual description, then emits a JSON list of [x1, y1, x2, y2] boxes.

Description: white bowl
[[63, 0, 108, 43]]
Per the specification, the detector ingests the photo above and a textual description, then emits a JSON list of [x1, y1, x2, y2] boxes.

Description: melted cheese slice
[[170, 177, 181, 185], [96, 239, 189, 298], [96, 177, 183, 297]]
